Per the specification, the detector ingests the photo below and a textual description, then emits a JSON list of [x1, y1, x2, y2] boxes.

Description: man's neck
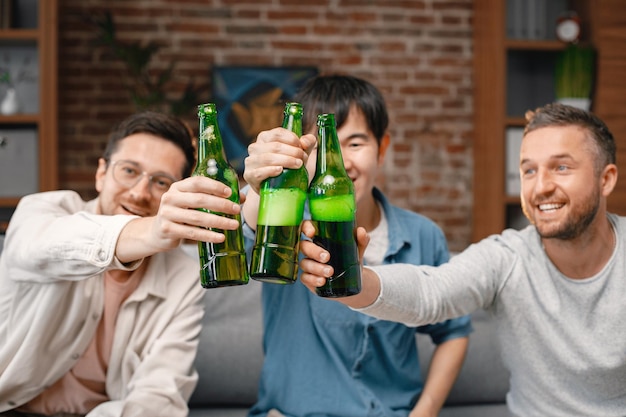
[[356, 193, 381, 232], [542, 215, 615, 279], [107, 269, 135, 283]]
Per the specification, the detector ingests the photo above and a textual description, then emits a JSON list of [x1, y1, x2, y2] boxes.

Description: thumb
[[301, 133, 317, 156]]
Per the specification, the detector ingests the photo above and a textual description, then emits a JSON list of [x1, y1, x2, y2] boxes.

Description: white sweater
[[359, 213, 626, 417]]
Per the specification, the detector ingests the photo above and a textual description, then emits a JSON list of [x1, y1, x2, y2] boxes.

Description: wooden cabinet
[[471, 0, 626, 242], [0, 0, 58, 232]]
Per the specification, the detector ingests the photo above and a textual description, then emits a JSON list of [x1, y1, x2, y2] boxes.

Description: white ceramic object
[[0, 88, 20, 115], [557, 97, 591, 111]]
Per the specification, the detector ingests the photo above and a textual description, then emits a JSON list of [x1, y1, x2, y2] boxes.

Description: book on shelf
[[505, 127, 524, 196], [507, 0, 570, 40], [0, 0, 12, 29]]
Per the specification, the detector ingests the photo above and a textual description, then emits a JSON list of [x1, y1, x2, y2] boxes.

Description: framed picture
[[211, 66, 318, 173]]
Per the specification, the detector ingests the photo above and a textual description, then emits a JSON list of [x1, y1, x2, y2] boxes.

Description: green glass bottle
[[250, 102, 308, 284], [308, 113, 361, 297], [194, 103, 249, 288]]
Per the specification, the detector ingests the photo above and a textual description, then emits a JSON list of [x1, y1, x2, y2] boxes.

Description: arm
[[241, 127, 316, 230], [4, 178, 242, 279], [410, 336, 469, 417], [300, 220, 505, 325]]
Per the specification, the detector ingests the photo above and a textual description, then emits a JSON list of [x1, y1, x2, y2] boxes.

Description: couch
[[187, 274, 511, 417], [0, 238, 510, 416]]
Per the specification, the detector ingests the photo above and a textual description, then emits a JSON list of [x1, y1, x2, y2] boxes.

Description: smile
[[538, 203, 563, 212], [121, 204, 146, 216]]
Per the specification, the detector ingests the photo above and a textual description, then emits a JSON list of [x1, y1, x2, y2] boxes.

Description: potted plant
[[86, 11, 206, 117], [554, 43, 596, 110]]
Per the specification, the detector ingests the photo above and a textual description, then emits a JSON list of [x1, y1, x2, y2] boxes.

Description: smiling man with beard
[[0, 111, 242, 417], [298, 102, 626, 417]]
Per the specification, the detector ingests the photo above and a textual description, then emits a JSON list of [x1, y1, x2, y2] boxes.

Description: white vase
[[557, 97, 591, 111], [0, 88, 20, 115]]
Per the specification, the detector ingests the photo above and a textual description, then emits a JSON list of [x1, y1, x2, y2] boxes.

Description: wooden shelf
[[473, 0, 626, 242], [505, 39, 567, 51], [0, 114, 40, 123], [0, 197, 21, 207], [473, 0, 575, 241], [0, 29, 38, 40], [0, 0, 58, 228], [505, 117, 526, 127]]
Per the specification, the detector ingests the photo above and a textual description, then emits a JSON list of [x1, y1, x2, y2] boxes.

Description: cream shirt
[[0, 191, 205, 417]]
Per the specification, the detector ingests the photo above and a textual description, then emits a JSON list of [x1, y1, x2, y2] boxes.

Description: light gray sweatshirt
[[359, 213, 626, 417]]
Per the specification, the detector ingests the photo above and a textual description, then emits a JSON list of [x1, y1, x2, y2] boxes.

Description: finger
[[300, 133, 317, 155], [171, 176, 233, 197], [300, 270, 329, 291], [255, 127, 301, 146], [245, 145, 305, 170], [355, 226, 370, 261], [163, 221, 229, 244], [160, 203, 241, 230], [242, 165, 284, 191], [301, 220, 316, 238], [299, 236, 329, 261], [159, 183, 241, 214]]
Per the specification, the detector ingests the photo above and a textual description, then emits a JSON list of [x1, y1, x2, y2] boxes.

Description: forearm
[[411, 337, 469, 416], [115, 216, 165, 264]]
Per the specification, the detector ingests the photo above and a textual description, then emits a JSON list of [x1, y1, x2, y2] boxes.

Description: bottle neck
[[316, 118, 347, 177], [197, 116, 227, 164], [282, 113, 302, 136]]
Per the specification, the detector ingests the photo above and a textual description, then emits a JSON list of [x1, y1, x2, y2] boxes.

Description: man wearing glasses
[[0, 111, 242, 417]]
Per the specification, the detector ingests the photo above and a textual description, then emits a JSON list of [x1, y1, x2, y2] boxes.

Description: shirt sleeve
[[355, 238, 515, 326], [415, 315, 473, 344], [4, 191, 140, 282]]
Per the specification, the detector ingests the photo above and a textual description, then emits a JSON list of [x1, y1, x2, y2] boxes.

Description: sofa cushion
[[417, 309, 510, 405], [188, 277, 264, 407]]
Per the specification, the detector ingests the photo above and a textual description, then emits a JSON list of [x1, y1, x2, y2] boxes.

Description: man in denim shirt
[[242, 75, 472, 417]]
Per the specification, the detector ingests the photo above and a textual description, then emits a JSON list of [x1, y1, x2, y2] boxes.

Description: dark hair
[[295, 74, 389, 145], [524, 103, 616, 173], [102, 111, 196, 178]]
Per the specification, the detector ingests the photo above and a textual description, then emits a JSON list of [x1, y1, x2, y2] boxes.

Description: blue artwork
[[212, 66, 318, 174]]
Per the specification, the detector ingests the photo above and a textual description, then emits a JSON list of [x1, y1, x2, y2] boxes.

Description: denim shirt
[[244, 188, 472, 417]]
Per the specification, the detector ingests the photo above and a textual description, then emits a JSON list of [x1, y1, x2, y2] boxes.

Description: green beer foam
[[258, 188, 307, 226], [310, 194, 355, 222]]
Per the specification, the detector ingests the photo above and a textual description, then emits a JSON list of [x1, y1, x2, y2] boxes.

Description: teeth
[[539, 203, 562, 211]]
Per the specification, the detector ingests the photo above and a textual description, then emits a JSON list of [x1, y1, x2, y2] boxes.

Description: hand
[[116, 176, 243, 263], [243, 127, 316, 194], [154, 176, 244, 247], [299, 220, 377, 308]]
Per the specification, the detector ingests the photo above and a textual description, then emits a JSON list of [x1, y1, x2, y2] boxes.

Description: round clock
[[556, 13, 581, 43]]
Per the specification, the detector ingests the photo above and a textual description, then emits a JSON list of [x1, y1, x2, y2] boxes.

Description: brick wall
[[58, 0, 474, 252]]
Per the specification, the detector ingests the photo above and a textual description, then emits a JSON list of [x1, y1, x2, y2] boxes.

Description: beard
[[521, 187, 600, 240]]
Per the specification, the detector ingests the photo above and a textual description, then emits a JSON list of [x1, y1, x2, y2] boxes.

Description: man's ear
[[601, 163, 618, 197], [378, 133, 390, 164], [95, 158, 108, 193]]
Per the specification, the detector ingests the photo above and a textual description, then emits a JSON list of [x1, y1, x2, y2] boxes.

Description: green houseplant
[[87, 11, 206, 117], [554, 43, 596, 110]]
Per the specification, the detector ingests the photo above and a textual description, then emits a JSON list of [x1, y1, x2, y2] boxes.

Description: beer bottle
[[250, 102, 308, 284], [307, 113, 361, 297], [194, 103, 249, 288]]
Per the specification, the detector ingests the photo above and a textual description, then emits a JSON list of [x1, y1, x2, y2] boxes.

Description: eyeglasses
[[110, 160, 179, 195]]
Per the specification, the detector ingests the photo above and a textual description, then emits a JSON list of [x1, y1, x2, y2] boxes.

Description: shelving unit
[[0, 0, 58, 232], [472, 0, 591, 241]]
